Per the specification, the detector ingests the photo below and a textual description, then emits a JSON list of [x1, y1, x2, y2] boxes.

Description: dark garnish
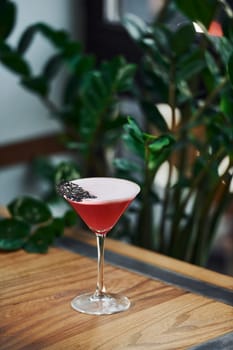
[[56, 180, 97, 202]]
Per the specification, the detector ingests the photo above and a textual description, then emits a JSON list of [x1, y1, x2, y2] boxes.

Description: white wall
[[0, 0, 84, 204]]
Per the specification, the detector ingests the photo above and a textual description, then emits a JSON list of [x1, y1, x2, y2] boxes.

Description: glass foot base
[[71, 292, 131, 315]]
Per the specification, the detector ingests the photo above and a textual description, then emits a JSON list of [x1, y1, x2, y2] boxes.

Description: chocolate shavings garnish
[[56, 180, 97, 202]]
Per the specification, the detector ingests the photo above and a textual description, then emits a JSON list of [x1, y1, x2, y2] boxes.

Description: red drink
[[69, 198, 132, 234], [67, 177, 140, 234]]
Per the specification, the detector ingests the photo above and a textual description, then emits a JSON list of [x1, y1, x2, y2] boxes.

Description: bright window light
[[104, 0, 121, 22], [156, 103, 181, 129], [154, 161, 178, 188], [193, 22, 204, 33]]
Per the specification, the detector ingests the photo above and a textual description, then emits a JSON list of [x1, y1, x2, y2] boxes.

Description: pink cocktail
[[68, 177, 138, 234], [57, 177, 140, 315]]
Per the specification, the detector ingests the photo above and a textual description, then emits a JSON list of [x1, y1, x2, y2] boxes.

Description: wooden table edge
[[65, 228, 233, 291], [0, 204, 232, 290]]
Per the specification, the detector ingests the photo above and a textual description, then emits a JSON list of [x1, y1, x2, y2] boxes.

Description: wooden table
[[1, 232, 233, 350]]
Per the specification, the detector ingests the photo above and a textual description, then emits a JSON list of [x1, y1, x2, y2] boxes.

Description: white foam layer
[[71, 177, 140, 203]]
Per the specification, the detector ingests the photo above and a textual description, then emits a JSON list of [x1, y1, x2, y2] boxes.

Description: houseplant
[[117, 0, 233, 265]]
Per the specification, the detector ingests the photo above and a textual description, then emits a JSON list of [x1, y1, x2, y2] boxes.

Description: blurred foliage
[[0, 0, 233, 265], [32, 158, 80, 202], [0, 0, 136, 177], [0, 197, 76, 253], [120, 0, 233, 265]]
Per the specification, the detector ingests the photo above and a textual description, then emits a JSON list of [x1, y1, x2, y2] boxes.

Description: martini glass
[[57, 177, 140, 315]]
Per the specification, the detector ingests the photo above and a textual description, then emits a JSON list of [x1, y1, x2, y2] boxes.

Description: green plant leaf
[[141, 101, 169, 132], [104, 115, 128, 131], [32, 157, 55, 182], [123, 14, 146, 41], [148, 134, 175, 152], [122, 133, 145, 159], [205, 51, 220, 77], [70, 54, 95, 76], [125, 118, 144, 143], [148, 149, 172, 173], [210, 37, 232, 66], [113, 158, 142, 172], [228, 52, 233, 86], [116, 64, 137, 92], [91, 71, 108, 98], [0, 43, 30, 76], [17, 24, 38, 54], [122, 118, 146, 158], [175, 0, 218, 28], [176, 49, 206, 82], [146, 135, 175, 172], [49, 218, 65, 237], [23, 226, 54, 253], [42, 54, 63, 80], [21, 76, 48, 96], [152, 26, 172, 56], [23, 218, 66, 253], [172, 23, 195, 55], [54, 161, 80, 185], [220, 89, 233, 120], [0, 218, 30, 250], [8, 197, 52, 224], [62, 41, 82, 60], [0, 0, 16, 40], [62, 76, 80, 104], [142, 44, 170, 81], [35, 23, 69, 48], [142, 66, 168, 100], [63, 210, 77, 227]]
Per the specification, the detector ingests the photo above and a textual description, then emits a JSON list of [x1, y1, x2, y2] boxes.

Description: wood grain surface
[[66, 228, 233, 290], [1, 248, 232, 350]]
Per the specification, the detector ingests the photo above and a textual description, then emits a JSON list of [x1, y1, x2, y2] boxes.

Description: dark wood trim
[[0, 133, 66, 167]]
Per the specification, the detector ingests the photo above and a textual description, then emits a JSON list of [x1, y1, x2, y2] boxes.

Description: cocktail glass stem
[[95, 233, 107, 296], [71, 228, 130, 314]]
